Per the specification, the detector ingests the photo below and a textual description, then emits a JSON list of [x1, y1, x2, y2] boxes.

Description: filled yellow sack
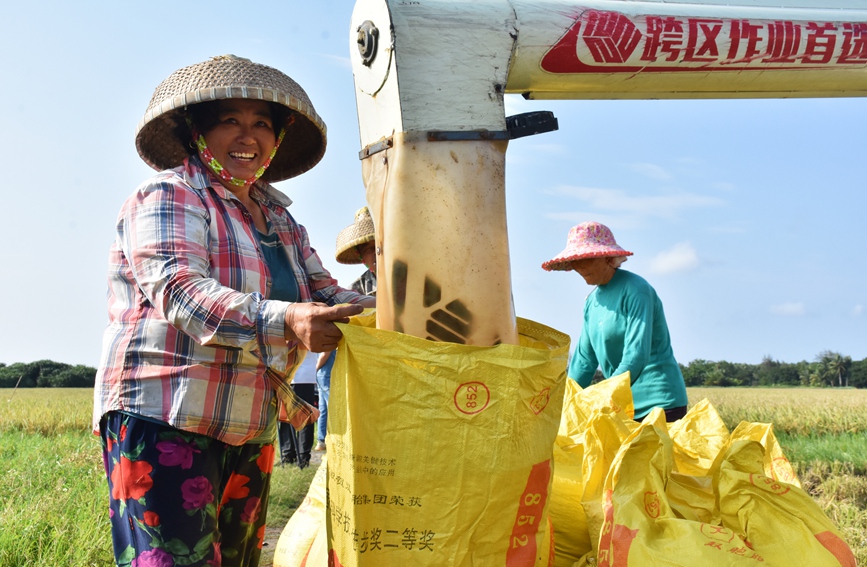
[[716, 439, 855, 566], [323, 312, 569, 566], [549, 374, 637, 566], [550, 374, 856, 567]]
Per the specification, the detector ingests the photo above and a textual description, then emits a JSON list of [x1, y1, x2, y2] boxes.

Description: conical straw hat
[[135, 54, 326, 182], [335, 207, 375, 264]]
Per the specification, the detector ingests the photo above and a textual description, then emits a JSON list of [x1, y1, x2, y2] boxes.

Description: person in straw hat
[[335, 206, 377, 295], [542, 221, 688, 422], [309, 206, 378, 453], [93, 55, 374, 566]]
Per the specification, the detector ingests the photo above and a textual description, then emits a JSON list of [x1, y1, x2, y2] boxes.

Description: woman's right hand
[[284, 302, 363, 352]]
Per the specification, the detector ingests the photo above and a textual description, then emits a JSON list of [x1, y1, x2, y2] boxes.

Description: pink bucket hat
[[542, 221, 633, 271]]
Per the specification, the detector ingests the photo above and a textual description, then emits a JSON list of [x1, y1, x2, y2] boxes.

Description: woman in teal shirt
[[542, 222, 688, 421]]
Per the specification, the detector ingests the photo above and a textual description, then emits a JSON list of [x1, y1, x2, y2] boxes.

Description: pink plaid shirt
[[93, 156, 366, 445]]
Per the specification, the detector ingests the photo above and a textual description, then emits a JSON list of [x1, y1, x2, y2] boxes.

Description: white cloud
[[854, 304, 864, 317], [770, 302, 806, 316], [548, 185, 724, 220], [647, 242, 700, 275], [628, 162, 672, 181]]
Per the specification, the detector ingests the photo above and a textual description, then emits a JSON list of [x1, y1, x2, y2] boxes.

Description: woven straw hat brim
[[542, 249, 633, 271], [135, 55, 327, 182], [335, 215, 375, 264]]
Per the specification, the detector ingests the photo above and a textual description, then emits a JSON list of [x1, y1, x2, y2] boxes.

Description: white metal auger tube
[[349, 0, 867, 346], [351, 0, 524, 346]]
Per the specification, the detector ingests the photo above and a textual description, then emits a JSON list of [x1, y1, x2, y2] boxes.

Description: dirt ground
[[259, 450, 324, 566]]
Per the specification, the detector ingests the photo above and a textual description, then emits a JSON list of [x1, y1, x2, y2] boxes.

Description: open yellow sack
[[316, 312, 568, 566]]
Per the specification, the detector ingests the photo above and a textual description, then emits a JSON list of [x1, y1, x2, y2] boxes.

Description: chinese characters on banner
[[541, 9, 867, 73]]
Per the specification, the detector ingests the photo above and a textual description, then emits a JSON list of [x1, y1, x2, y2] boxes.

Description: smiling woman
[[93, 54, 375, 567]]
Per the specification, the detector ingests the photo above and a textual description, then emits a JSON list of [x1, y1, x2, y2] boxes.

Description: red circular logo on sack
[[454, 382, 491, 415], [750, 473, 790, 495]]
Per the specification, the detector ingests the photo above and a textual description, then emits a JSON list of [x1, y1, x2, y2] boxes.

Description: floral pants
[[100, 411, 275, 567]]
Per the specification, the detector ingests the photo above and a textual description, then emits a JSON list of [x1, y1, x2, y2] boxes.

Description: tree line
[[2, 350, 866, 389], [679, 350, 867, 388], [0, 360, 98, 388]]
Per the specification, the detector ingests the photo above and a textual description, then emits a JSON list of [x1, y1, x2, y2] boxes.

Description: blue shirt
[[568, 269, 688, 419]]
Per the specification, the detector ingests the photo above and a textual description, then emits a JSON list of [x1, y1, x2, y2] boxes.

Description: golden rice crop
[[688, 387, 867, 437], [1, 388, 93, 435]]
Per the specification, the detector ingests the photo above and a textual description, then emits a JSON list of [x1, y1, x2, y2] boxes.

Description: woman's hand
[[284, 302, 364, 352]]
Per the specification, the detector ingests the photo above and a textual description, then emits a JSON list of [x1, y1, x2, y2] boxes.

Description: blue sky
[[1, 1, 864, 368]]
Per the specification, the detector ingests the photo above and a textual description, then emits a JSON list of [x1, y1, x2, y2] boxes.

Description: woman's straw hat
[[135, 55, 327, 182], [542, 221, 633, 271], [335, 207, 375, 264]]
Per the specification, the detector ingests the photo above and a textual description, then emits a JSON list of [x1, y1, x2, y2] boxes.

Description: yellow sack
[[325, 312, 568, 566], [550, 376, 855, 566], [716, 440, 856, 566], [274, 458, 329, 567], [592, 409, 856, 566], [550, 373, 636, 566], [727, 421, 800, 488]]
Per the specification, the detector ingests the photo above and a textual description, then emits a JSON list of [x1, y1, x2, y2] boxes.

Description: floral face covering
[[186, 112, 289, 187]]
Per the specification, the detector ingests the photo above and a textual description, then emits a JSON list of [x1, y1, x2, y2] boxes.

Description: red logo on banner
[[541, 9, 867, 73], [597, 490, 640, 567]]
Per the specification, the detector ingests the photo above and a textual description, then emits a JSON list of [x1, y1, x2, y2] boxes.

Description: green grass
[[2, 388, 866, 566], [0, 389, 316, 567], [0, 430, 112, 566], [778, 432, 867, 471]]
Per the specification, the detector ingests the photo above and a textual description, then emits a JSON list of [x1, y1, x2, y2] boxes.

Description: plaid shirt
[[93, 156, 366, 445]]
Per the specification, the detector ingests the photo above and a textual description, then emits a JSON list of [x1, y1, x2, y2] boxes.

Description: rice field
[[1, 387, 865, 566], [688, 387, 867, 438]]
